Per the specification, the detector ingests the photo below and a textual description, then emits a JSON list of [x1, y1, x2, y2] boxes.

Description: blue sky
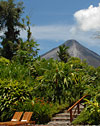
[[19, 0, 100, 55]]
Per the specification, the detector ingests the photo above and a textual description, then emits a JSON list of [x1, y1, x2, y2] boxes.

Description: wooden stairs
[[47, 95, 87, 126]]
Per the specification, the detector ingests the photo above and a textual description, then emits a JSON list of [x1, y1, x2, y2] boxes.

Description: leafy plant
[[14, 97, 68, 124], [57, 44, 70, 63], [72, 94, 100, 125], [0, 79, 32, 121], [0, 56, 10, 65]]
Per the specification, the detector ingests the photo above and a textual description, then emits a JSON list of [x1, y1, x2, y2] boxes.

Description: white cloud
[[74, 3, 100, 31], [21, 25, 71, 41], [20, 24, 100, 47]]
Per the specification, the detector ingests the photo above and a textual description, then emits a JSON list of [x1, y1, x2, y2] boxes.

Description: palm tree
[[57, 44, 70, 63]]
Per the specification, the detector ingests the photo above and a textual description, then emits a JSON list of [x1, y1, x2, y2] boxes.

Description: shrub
[[0, 79, 32, 121], [13, 97, 53, 124], [13, 97, 68, 124], [72, 94, 100, 125]]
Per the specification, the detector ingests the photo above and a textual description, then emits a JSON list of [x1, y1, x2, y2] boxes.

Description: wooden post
[[70, 109, 73, 122], [77, 103, 80, 114]]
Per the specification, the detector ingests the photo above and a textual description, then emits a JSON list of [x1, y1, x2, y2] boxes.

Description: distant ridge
[[41, 40, 100, 67]]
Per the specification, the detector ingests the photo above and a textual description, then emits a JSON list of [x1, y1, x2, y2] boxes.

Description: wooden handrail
[[67, 95, 87, 112], [67, 95, 87, 122]]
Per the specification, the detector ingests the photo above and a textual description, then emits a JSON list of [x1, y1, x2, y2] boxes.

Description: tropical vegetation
[[0, 0, 100, 125]]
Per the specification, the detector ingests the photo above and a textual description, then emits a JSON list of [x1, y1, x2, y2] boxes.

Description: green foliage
[[0, 55, 100, 124], [0, 61, 33, 84], [72, 94, 100, 125], [0, 0, 24, 59], [32, 59, 68, 104], [28, 98, 52, 124], [14, 16, 39, 64], [0, 56, 10, 65], [1, 0, 100, 125], [57, 44, 70, 63], [0, 0, 39, 63], [13, 98, 68, 124], [32, 57, 97, 106], [0, 79, 32, 121]]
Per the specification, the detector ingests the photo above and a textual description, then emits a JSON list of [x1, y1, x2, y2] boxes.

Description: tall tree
[[57, 44, 70, 63], [14, 16, 39, 64], [0, 0, 24, 59]]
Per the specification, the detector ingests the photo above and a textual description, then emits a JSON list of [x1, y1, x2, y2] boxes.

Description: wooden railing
[[67, 95, 87, 122]]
